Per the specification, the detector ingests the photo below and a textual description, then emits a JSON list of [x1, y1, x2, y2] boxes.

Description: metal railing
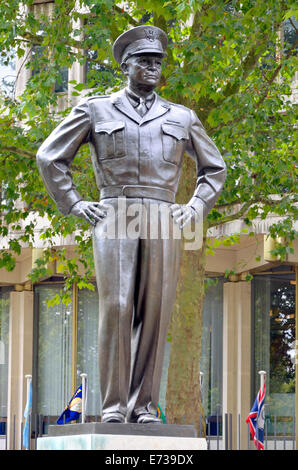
[[204, 412, 296, 450], [1, 411, 296, 450]]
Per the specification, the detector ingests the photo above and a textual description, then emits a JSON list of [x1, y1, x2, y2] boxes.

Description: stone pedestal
[[36, 423, 207, 450]]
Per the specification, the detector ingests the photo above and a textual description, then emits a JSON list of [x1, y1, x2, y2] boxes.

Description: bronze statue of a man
[[37, 25, 226, 424]]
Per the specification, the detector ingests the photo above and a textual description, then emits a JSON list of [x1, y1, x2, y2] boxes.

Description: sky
[[0, 62, 16, 96]]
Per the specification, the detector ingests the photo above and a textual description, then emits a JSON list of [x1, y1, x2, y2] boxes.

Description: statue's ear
[[121, 61, 129, 76]]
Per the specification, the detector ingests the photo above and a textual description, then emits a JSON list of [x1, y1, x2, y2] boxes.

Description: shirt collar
[[125, 87, 155, 107]]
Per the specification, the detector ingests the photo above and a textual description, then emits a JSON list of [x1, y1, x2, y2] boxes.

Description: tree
[[0, 0, 297, 432]]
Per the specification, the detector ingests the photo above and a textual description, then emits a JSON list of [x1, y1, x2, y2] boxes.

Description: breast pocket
[[94, 121, 126, 159], [161, 123, 189, 166]]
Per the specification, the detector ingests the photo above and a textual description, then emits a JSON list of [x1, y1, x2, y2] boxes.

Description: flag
[[156, 403, 166, 424], [246, 384, 266, 450], [23, 380, 32, 450], [57, 385, 83, 425]]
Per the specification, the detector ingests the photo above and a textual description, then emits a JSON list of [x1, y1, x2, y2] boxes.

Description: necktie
[[136, 97, 149, 117], [126, 90, 154, 117]]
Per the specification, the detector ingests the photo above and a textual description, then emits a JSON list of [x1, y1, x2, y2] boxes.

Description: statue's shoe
[[136, 413, 163, 424], [101, 412, 125, 423]]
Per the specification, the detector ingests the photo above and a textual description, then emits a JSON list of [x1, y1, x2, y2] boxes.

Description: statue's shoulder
[[83, 90, 126, 106], [84, 94, 112, 103], [158, 95, 192, 114], [75, 94, 112, 111]]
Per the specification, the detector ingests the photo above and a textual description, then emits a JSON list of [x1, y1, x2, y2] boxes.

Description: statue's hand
[[70, 200, 109, 226], [170, 203, 199, 229]]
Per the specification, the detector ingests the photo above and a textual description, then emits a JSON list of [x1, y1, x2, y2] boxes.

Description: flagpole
[[199, 371, 203, 388], [258, 370, 266, 393], [258, 370, 266, 451], [246, 371, 266, 450], [80, 373, 87, 424], [25, 375, 32, 403], [24, 375, 32, 450]]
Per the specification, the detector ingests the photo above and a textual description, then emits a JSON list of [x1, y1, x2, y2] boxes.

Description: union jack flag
[[246, 384, 266, 450]]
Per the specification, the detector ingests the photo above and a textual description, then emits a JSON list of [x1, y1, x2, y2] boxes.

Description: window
[[83, 48, 116, 91], [34, 284, 74, 420], [283, 17, 298, 56], [83, 18, 119, 91], [200, 278, 223, 421], [54, 65, 68, 93], [252, 266, 296, 435], [76, 286, 100, 417], [32, 44, 68, 93], [34, 282, 101, 425]]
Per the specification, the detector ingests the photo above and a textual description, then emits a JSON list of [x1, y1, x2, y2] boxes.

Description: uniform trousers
[[92, 197, 181, 421]]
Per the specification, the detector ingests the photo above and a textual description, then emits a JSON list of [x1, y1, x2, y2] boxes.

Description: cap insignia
[[144, 28, 156, 42]]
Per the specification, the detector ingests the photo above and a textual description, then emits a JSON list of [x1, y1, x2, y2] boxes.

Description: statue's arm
[[36, 100, 108, 225], [36, 99, 91, 216], [186, 110, 226, 217], [170, 110, 226, 228]]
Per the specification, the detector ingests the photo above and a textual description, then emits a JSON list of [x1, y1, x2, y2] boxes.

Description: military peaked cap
[[113, 25, 168, 64]]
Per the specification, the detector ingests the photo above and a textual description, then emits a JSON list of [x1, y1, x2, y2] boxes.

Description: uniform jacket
[[36, 88, 226, 217]]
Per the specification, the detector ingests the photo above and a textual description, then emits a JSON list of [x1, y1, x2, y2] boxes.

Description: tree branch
[[218, 1, 291, 103], [289, 17, 298, 35], [194, 3, 291, 129], [208, 33, 298, 136], [0, 146, 36, 160], [255, 35, 298, 109], [208, 200, 254, 228], [208, 195, 295, 228], [193, 56, 263, 128], [220, 41, 266, 101], [113, 5, 140, 27], [13, 45, 32, 100], [195, 38, 267, 125]]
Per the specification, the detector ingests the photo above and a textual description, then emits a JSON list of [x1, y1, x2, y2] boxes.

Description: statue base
[[36, 422, 207, 450]]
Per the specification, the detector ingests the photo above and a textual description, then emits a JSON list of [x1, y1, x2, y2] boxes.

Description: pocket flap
[[95, 121, 125, 135], [162, 123, 188, 141]]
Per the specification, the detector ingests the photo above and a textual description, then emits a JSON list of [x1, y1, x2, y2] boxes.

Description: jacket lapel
[[140, 94, 170, 125], [111, 89, 141, 124], [111, 89, 170, 125]]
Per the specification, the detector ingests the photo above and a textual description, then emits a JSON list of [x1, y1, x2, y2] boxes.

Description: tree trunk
[[165, 156, 208, 435], [165, 236, 207, 434]]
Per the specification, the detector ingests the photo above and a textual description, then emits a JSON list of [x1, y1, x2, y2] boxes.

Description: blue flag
[[57, 385, 83, 425], [246, 384, 266, 450], [23, 380, 32, 450]]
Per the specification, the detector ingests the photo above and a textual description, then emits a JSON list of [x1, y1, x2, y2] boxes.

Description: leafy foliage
[[0, 0, 297, 427]]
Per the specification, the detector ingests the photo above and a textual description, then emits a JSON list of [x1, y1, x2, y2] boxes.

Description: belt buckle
[[121, 185, 144, 197]]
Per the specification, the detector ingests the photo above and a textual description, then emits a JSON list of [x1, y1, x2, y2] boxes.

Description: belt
[[100, 185, 175, 203]]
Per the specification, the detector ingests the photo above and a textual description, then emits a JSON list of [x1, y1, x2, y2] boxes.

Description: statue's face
[[122, 53, 163, 89]]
